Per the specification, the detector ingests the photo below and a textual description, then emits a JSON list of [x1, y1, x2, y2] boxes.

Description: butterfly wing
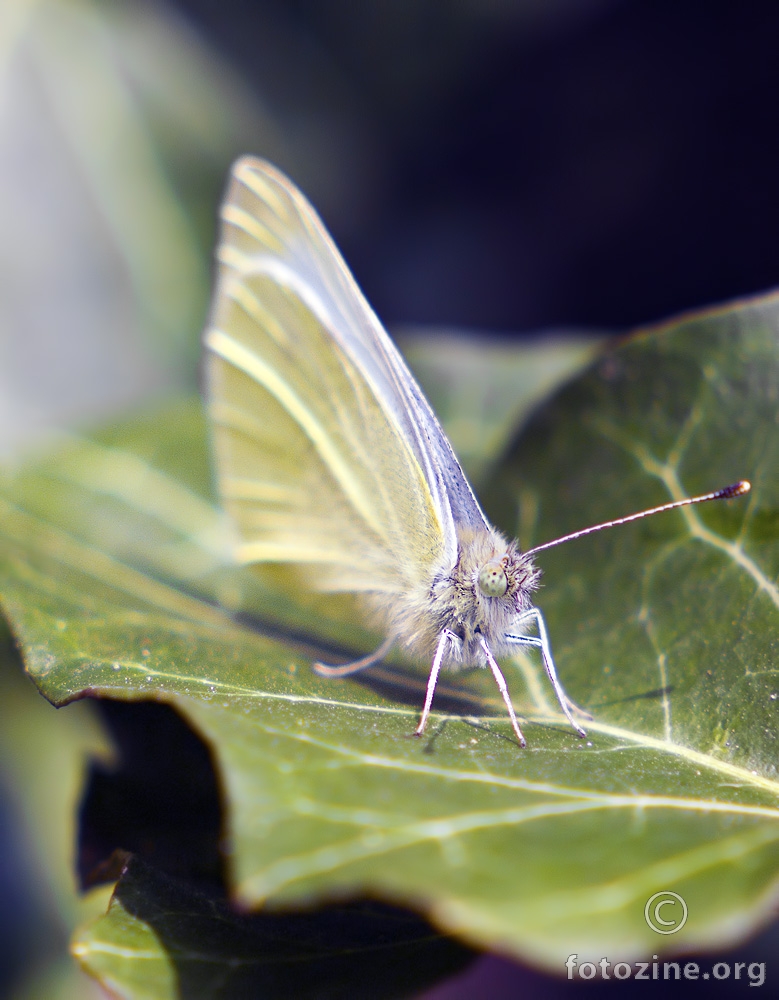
[[204, 157, 488, 596]]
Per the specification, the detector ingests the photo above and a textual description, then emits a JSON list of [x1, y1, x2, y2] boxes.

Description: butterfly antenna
[[525, 480, 751, 556]]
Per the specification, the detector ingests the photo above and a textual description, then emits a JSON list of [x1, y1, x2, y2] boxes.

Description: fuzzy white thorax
[[365, 524, 541, 668]]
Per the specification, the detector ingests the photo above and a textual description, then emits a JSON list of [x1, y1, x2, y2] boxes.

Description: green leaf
[[0, 628, 114, 998], [485, 301, 779, 774], [71, 856, 474, 1000], [0, 304, 777, 985]]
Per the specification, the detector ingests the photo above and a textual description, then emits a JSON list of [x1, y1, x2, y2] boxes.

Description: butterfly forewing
[[205, 158, 459, 593], [214, 159, 490, 536]]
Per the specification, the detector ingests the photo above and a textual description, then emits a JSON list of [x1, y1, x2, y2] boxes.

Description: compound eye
[[478, 559, 508, 598]]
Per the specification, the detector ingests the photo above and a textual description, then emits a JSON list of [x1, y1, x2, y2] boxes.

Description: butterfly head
[[422, 527, 540, 655], [459, 528, 539, 607]]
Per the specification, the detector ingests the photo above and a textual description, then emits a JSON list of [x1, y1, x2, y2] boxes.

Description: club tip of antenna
[[724, 479, 751, 498]]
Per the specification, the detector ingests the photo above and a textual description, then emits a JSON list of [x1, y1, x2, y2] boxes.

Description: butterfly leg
[[478, 636, 527, 747], [414, 629, 457, 737], [314, 636, 394, 678], [506, 608, 587, 737]]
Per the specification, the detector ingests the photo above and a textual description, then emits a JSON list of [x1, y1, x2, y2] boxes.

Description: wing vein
[[206, 327, 384, 539]]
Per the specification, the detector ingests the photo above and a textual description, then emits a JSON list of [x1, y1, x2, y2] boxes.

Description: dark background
[[177, 0, 779, 337]]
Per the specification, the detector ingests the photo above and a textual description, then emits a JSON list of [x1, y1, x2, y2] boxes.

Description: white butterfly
[[203, 157, 748, 746]]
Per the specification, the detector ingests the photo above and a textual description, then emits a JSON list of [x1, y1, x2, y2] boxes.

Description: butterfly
[[203, 157, 749, 747]]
